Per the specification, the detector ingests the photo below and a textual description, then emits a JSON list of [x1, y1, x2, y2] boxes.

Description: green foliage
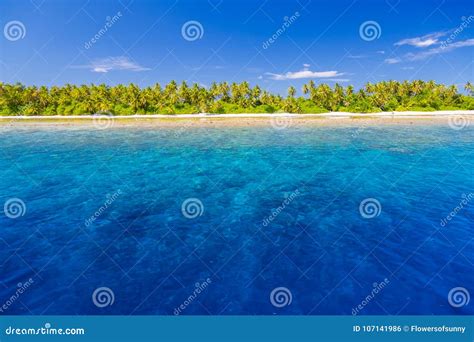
[[462, 96, 474, 110], [297, 100, 326, 114], [0, 80, 472, 115]]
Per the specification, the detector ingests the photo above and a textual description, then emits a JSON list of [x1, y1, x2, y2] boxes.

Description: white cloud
[[326, 78, 350, 82], [74, 56, 150, 73], [405, 38, 474, 60], [265, 66, 344, 80], [394, 31, 446, 48], [384, 57, 402, 64]]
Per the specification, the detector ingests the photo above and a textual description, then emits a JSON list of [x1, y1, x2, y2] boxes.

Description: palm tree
[[0, 80, 472, 115], [219, 82, 230, 102], [178, 81, 190, 104], [464, 82, 473, 96], [287, 86, 296, 98], [251, 85, 261, 106]]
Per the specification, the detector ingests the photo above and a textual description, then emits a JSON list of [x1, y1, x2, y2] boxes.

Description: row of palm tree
[[0, 81, 473, 115]]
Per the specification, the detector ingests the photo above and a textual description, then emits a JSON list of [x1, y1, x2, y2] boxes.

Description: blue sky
[[1, 0, 473, 94]]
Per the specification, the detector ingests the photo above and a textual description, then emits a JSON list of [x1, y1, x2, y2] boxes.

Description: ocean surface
[[0, 123, 473, 315]]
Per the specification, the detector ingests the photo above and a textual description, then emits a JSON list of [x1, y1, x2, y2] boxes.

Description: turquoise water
[[0, 123, 473, 315]]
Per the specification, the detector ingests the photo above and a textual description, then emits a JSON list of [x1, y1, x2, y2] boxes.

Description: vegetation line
[[1, 80, 473, 115]]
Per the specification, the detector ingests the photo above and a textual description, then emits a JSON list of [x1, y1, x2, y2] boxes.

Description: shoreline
[[1, 110, 474, 120], [0, 111, 472, 128]]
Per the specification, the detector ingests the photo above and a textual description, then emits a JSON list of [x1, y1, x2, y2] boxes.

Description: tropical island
[[0, 80, 473, 116]]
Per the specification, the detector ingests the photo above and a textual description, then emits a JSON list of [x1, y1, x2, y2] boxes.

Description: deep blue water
[[0, 123, 473, 315]]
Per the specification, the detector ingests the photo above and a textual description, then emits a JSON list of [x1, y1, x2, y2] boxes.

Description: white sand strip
[[0, 110, 474, 119]]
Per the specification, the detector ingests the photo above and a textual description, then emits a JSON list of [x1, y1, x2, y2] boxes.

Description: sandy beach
[[0, 111, 473, 128]]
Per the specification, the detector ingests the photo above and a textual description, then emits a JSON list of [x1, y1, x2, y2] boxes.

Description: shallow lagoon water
[[0, 123, 473, 314]]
